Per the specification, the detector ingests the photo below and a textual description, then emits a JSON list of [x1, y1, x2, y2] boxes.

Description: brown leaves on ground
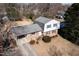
[[48, 35, 79, 56], [13, 17, 33, 26], [32, 35, 79, 56]]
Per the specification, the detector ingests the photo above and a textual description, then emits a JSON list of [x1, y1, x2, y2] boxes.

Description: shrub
[[29, 40, 35, 45], [36, 41, 39, 44], [42, 36, 51, 43]]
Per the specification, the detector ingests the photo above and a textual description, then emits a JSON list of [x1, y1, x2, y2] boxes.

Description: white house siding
[[51, 30, 58, 36], [46, 30, 57, 37], [44, 20, 60, 32], [43, 30, 58, 37]]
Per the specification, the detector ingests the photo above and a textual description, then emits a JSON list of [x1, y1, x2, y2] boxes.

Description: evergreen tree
[[59, 3, 79, 45]]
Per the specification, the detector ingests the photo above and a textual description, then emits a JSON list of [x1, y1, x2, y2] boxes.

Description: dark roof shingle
[[11, 24, 42, 37]]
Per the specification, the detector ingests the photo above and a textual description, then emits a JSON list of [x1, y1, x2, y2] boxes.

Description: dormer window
[[47, 24, 51, 28], [53, 24, 57, 27]]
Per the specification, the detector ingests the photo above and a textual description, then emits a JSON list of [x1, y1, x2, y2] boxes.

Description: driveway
[[17, 38, 37, 56]]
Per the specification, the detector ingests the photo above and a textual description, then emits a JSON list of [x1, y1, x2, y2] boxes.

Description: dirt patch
[[12, 18, 33, 27], [32, 35, 79, 56]]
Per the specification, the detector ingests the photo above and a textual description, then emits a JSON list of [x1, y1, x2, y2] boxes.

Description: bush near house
[[42, 36, 51, 43], [29, 40, 35, 45]]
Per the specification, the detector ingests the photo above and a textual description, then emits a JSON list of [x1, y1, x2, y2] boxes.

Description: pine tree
[[59, 3, 79, 45]]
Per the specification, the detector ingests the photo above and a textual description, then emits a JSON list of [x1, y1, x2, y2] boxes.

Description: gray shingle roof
[[35, 16, 51, 24], [10, 24, 42, 37]]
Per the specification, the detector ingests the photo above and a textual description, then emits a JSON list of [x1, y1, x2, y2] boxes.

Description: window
[[53, 24, 57, 27], [47, 24, 51, 28]]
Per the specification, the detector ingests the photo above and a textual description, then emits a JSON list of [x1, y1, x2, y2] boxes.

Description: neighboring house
[[10, 16, 61, 41], [55, 11, 65, 29], [2, 16, 9, 23], [55, 11, 65, 20], [0, 15, 9, 24]]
